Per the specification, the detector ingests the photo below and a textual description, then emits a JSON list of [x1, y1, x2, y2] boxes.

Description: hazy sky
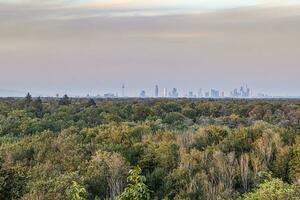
[[0, 0, 300, 97]]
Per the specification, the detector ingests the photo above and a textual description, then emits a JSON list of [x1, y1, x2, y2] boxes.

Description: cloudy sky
[[0, 0, 300, 97]]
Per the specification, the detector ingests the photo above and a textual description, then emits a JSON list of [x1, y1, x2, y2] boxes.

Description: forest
[[0, 94, 299, 200]]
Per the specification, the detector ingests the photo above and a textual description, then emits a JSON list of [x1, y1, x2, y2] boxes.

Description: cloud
[[1, 0, 300, 18], [258, 0, 300, 6], [128, 32, 212, 39], [0, 0, 298, 10]]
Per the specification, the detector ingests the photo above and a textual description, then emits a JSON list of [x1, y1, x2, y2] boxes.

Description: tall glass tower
[[155, 85, 159, 97]]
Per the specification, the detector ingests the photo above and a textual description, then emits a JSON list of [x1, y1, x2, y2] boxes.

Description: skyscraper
[[198, 89, 203, 98], [170, 88, 179, 98], [221, 91, 225, 98], [163, 88, 168, 98], [122, 84, 125, 97], [230, 85, 251, 98], [205, 92, 210, 98], [246, 86, 251, 97], [140, 90, 146, 98], [211, 89, 220, 98], [155, 85, 159, 97]]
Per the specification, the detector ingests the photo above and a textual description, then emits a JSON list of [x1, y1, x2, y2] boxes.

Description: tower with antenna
[[122, 84, 125, 98]]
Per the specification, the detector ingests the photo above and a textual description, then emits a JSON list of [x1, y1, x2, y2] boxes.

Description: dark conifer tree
[[32, 97, 43, 117], [59, 94, 71, 106], [22, 92, 33, 108], [86, 98, 96, 107]]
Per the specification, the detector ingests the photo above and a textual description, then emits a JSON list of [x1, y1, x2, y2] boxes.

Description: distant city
[[71, 85, 277, 99], [1, 85, 299, 99]]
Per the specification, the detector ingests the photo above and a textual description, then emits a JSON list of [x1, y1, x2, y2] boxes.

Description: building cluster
[[140, 87, 179, 98], [138, 85, 252, 99], [84, 84, 257, 99], [140, 86, 226, 98], [230, 86, 251, 98], [103, 93, 118, 98]]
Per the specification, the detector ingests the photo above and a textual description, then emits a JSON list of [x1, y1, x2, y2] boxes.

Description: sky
[[0, 0, 300, 97]]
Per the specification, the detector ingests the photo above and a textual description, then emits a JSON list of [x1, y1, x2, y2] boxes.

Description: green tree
[[0, 165, 26, 200], [165, 168, 190, 199], [132, 104, 151, 121], [59, 94, 71, 106], [23, 92, 33, 108], [86, 99, 96, 107], [289, 137, 300, 183], [66, 181, 87, 200], [163, 112, 185, 125], [117, 167, 150, 200], [240, 178, 298, 200], [32, 97, 44, 117]]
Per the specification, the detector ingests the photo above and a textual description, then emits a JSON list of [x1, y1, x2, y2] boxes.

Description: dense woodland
[[0, 94, 299, 200]]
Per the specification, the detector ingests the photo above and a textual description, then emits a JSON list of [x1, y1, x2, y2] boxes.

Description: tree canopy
[[0, 97, 299, 199]]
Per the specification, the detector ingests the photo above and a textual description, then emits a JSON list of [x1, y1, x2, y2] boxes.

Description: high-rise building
[[246, 86, 251, 97], [104, 93, 117, 98], [221, 91, 225, 98], [140, 90, 146, 98], [205, 92, 210, 98], [163, 88, 168, 98], [197, 89, 203, 98], [169, 88, 179, 98], [230, 85, 251, 98], [211, 89, 220, 98], [122, 84, 125, 97], [155, 85, 159, 97]]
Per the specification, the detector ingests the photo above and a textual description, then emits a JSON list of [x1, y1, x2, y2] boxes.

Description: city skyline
[[1, 84, 296, 99]]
